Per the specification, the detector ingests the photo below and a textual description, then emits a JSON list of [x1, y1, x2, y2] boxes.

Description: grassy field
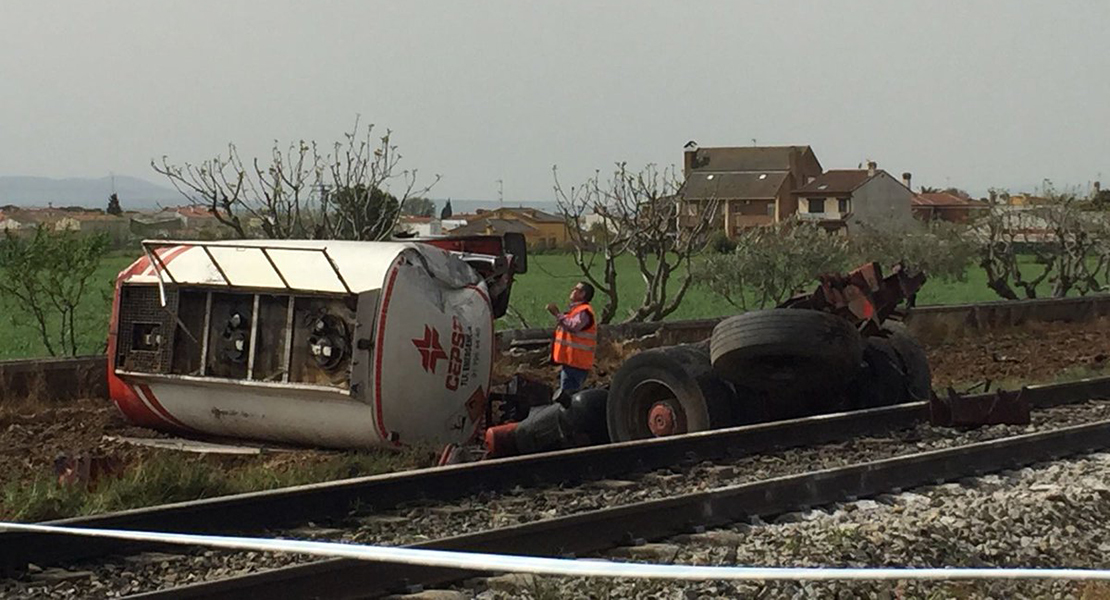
[[504, 253, 1068, 329], [0, 253, 135, 360], [0, 250, 1082, 360], [1, 446, 430, 522]]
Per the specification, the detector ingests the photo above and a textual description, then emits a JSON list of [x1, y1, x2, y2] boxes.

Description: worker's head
[[571, 281, 594, 303]]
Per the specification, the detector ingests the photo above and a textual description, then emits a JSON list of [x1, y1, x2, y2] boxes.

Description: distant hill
[[0, 175, 182, 210]]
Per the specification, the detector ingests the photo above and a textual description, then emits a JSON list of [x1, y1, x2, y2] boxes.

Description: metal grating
[[116, 285, 179, 373]]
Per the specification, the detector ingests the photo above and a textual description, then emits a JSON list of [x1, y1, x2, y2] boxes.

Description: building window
[[766, 202, 775, 216], [808, 198, 825, 213], [838, 198, 850, 213]]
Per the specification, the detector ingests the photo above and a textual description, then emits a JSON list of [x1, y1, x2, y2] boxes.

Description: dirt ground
[[498, 318, 1110, 394], [4, 319, 1110, 517], [926, 318, 1110, 389]]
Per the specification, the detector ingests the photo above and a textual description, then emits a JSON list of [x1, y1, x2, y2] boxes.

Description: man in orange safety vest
[[546, 281, 597, 395]]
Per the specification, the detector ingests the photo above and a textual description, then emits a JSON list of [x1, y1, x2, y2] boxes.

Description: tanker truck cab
[[107, 235, 526, 450]]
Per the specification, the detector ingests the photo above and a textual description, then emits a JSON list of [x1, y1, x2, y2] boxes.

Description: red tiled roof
[[689, 146, 816, 172], [400, 215, 435, 223], [794, 170, 876, 195], [913, 192, 987, 208], [70, 212, 122, 221], [683, 171, 789, 200], [447, 218, 539, 236]]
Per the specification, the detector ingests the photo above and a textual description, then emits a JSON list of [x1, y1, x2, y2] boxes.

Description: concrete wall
[[496, 294, 1110, 354], [9, 295, 1110, 404], [0, 356, 107, 403]]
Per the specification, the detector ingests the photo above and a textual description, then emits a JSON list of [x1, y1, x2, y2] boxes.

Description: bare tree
[[152, 120, 438, 240], [554, 167, 632, 324], [555, 163, 718, 323], [977, 183, 1109, 299], [0, 228, 109, 356], [978, 199, 1053, 300]]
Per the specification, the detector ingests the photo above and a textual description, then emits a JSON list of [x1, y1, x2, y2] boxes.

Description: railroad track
[[4, 377, 1110, 598], [123, 419, 1110, 599]]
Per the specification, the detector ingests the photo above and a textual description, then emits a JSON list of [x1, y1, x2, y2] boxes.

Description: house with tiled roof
[[912, 192, 988, 223], [396, 215, 443, 237], [792, 162, 915, 231], [679, 143, 823, 236], [446, 207, 567, 248], [0, 206, 130, 243]]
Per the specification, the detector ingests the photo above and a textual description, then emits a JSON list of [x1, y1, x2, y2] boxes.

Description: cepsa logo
[[445, 317, 465, 391]]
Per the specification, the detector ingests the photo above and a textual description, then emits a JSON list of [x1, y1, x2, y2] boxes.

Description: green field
[[504, 253, 1066, 329], [0, 251, 1078, 360], [0, 253, 135, 360]]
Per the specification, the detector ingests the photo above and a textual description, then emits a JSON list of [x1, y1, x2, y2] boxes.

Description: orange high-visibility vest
[[552, 303, 597, 370]]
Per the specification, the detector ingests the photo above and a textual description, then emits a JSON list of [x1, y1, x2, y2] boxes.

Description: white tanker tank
[[107, 235, 526, 449]]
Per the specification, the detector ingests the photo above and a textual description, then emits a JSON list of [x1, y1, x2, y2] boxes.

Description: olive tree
[[850, 219, 977, 284], [693, 219, 851, 310]]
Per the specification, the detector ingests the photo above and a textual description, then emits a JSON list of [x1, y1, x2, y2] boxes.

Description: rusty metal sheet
[[929, 388, 1031, 426]]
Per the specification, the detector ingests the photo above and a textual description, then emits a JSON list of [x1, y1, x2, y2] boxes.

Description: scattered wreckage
[[109, 235, 980, 460], [478, 262, 938, 461]]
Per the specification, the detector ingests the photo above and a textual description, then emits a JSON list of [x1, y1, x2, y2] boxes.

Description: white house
[[792, 162, 915, 232], [397, 215, 442, 237], [0, 213, 21, 230]]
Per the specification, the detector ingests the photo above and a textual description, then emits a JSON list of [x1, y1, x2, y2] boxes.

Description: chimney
[[1095, 181, 1102, 193], [867, 161, 877, 177], [683, 141, 699, 176], [902, 172, 912, 189]]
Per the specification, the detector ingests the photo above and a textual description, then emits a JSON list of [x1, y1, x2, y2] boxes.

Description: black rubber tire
[[850, 326, 932, 409], [607, 343, 736, 442], [710, 309, 863, 392], [884, 323, 932, 401], [565, 388, 611, 445]]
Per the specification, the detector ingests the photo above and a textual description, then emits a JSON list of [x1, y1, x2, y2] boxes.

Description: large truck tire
[[850, 325, 932, 409], [565, 388, 610, 445], [710, 309, 864, 392], [883, 323, 932, 402], [607, 343, 735, 442]]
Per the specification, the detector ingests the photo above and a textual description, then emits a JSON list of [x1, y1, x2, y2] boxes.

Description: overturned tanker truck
[[109, 234, 929, 454], [108, 235, 526, 449]]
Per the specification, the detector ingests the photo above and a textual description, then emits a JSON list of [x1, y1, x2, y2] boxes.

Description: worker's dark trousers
[[559, 365, 588, 394]]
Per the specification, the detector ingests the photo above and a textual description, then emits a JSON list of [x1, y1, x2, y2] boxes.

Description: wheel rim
[[647, 402, 683, 436], [627, 379, 687, 438]]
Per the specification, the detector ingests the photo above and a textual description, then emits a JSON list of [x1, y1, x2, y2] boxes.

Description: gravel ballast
[[4, 399, 1110, 599], [482, 451, 1110, 599]]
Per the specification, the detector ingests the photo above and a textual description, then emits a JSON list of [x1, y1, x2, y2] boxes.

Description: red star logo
[[412, 325, 447, 373]]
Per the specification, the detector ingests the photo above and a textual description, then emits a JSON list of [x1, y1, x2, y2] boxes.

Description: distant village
[[2, 143, 1105, 249], [0, 201, 572, 249]]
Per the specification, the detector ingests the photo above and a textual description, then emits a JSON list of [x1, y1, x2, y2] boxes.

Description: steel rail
[[2, 376, 1109, 574], [129, 417, 1110, 599]]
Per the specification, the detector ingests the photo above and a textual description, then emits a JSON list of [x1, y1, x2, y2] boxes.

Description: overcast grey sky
[[3, 1, 1108, 201]]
